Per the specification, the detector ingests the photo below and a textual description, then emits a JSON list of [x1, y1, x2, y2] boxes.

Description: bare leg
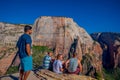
[[20, 70, 24, 80], [23, 71, 30, 80]]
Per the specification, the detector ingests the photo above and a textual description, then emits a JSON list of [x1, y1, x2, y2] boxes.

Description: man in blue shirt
[[17, 25, 32, 80]]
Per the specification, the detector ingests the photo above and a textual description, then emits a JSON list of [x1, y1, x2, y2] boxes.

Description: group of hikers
[[16, 25, 82, 80], [42, 52, 82, 74]]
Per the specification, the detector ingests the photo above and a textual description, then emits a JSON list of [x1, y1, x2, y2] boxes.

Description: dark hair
[[48, 51, 52, 54], [73, 53, 77, 57], [24, 25, 32, 32]]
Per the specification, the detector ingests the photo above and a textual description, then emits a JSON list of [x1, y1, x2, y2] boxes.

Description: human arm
[[60, 61, 64, 72], [65, 59, 70, 69], [26, 44, 31, 56], [78, 59, 82, 72], [25, 35, 32, 56], [60, 67, 64, 72]]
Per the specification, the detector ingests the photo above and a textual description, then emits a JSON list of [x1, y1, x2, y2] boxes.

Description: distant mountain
[[91, 32, 120, 69]]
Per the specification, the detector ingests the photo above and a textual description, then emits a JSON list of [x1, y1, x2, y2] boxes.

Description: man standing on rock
[[17, 25, 32, 80]]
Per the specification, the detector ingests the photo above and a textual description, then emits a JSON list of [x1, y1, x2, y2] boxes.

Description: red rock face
[[0, 54, 15, 74], [0, 48, 17, 75], [0, 23, 24, 75], [91, 32, 120, 69], [33, 16, 103, 75], [92, 42, 103, 71]]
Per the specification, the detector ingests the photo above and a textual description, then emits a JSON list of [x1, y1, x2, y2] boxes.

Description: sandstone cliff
[[32, 16, 103, 77], [0, 22, 24, 75], [0, 22, 25, 48], [91, 32, 120, 69]]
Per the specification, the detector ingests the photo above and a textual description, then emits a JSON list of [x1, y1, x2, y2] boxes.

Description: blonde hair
[[57, 54, 62, 59]]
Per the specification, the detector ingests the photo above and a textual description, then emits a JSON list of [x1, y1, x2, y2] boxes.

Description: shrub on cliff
[[6, 46, 52, 74]]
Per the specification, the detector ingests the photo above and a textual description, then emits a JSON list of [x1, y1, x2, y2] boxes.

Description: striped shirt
[[43, 55, 51, 69]]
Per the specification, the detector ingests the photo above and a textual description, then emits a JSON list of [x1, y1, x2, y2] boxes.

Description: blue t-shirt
[[17, 33, 32, 59], [53, 60, 62, 74], [43, 55, 51, 69]]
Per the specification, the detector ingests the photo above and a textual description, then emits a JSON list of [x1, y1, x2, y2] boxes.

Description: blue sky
[[0, 0, 120, 33]]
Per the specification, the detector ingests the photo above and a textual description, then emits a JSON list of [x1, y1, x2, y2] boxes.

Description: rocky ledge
[[0, 69, 96, 80]]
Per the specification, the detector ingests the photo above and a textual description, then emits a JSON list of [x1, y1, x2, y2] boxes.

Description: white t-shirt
[[53, 60, 62, 74]]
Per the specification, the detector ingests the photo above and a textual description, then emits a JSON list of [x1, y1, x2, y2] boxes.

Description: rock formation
[[32, 16, 103, 76], [0, 70, 97, 80], [91, 32, 120, 69], [0, 22, 24, 75], [0, 48, 17, 75], [35, 69, 97, 80], [0, 22, 24, 48]]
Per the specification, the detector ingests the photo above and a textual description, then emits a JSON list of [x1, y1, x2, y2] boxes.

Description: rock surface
[[0, 71, 40, 80], [0, 22, 24, 48], [0, 22, 24, 75], [33, 16, 94, 57], [35, 69, 97, 80], [91, 32, 120, 69], [0, 70, 96, 80], [0, 47, 17, 75]]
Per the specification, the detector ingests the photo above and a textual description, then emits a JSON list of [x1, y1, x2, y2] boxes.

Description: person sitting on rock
[[53, 54, 64, 74], [43, 52, 53, 70], [65, 53, 82, 74]]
